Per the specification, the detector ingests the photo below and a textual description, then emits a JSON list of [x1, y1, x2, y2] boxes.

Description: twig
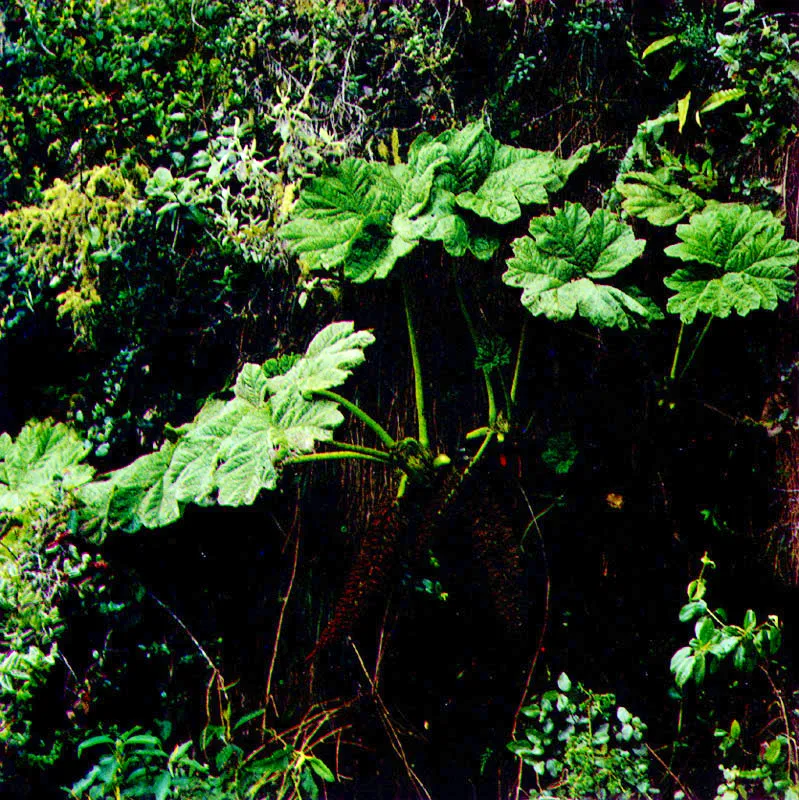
[[264, 509, 302, 725], [351, 640, 432, 800], [510, 480, 552, 800], [646, 743, 695, 800]]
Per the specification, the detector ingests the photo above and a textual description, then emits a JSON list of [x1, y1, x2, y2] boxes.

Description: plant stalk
[[332, 441, 392, 460], [311, 389, 395, 449], [679, 317, 712, 381], [510, 317, 528, 409], [285, 451, 391, 466], [669, 321, 685, 382], [402, 277, 430, 449], [452, 264, 498, 425]]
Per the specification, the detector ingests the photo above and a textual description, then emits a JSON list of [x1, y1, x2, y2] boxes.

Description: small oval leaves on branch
[[663, 203, 799, 324], [502, 202, 662, 329], [77, 322, 375, 538]]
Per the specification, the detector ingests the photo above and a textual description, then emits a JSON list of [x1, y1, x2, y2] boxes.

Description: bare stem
[[285, 451, 391, 466], [669, 322, 686, 382], [510, 317, 528, 409], [452, 264, 497, 424], [312, 389, 396, 449], [402, 278, 430, 449], [679, 317, 713, 381]]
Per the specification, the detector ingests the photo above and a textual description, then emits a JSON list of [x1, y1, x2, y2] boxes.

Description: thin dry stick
[[510, 481, 552, 800], [646, 744, 695, 800], [350, 640, 432, 800], [264, 507, 302, 725], [760, 664, 798, 778]]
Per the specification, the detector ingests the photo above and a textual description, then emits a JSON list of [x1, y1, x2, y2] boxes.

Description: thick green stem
[[285, 451, 390, 466], [452, 264, 497, 425], [311, 389, 395, 449], [403, 278, 430, 449], [510, 317, 528, 408], [669, 322, 686, 382], [679, 317, 712, 381], [333, 441, 393, 460]]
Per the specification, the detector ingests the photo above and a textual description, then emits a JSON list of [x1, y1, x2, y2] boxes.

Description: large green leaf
[[0, 420, 94, 514], [278, 159, 413, 282], [279, 124, 596, 281], [502, 203, 660, 329], [455, 143, 597, 225], [78, 322, 375, 537], [663, 203, 799, 323], [617, 168, 705, 226]]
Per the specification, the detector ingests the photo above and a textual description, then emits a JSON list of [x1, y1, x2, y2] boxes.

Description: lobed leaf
[[77, 322, 374, 537], [503, 203, 660, 329], [617, 168, 705, 226], [664, 203, 799, 323], [279, 124, 596, 282], [0, 420, 94, 515]]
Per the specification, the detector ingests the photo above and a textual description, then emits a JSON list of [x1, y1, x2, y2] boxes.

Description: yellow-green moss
[[2, 164, 146, 345]]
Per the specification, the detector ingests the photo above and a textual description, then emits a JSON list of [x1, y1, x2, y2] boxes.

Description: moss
[[2, 165, 146, 345]]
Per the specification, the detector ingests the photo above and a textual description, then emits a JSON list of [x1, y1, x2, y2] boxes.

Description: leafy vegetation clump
[[3, 1, 799, 798]]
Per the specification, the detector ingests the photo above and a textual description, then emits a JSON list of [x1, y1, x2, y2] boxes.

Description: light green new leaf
[[664, 203, 799, 323], [264, 321, 376, 397], [456, 143, 596, 225], [279, 124, 596, 281], [641, 34, 677, 59], [696, 88, 745, 124], [78, 323, 374, 536], [0, 420, 94, 514], [618, 168, 705, 226], [278, 159, 412, 282], [503, 203, 660, 329]]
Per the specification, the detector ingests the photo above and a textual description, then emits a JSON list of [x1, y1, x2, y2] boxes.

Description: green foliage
[[716, 735, 799, 800], [68, 726, 206, 800], [714, 0, 799, 147], [541, 432, 578, 475], [1, 166, 145, 344], [78, 322, 374, 538], [503, 202, 661, 329], [617, 168, 705, 226], [0, 0, 237, 203], [0, 419, 93, 522], [69, 716, 337, 800], [279, 122, 595, 282], [670, 555, 782, 688], [508, 673, 654, 799], [663, 203, 799, 324], [0, 508, 94, 758], [145, 116, 280, 266]]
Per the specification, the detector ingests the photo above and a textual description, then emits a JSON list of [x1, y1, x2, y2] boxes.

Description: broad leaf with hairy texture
[[455, 143, 597, 225], [278, 159, 413, 282], [503, 203, 661, 329], [664, 203, 799, 323], [78, 322, 375, 537], [0, 420, 93, 514], [279, 124, 596, 280], [617, 168, 705, 226]]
